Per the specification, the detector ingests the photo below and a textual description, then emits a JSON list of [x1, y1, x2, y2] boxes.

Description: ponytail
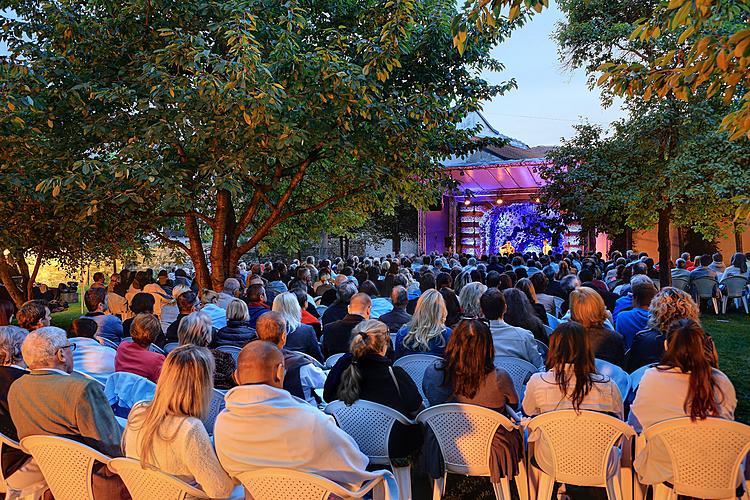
[[337, 319, 390, 405]]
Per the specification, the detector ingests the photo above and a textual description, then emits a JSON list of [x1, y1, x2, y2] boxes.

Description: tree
[[358, 199, 418, 255], [2, 0, 517, 290]]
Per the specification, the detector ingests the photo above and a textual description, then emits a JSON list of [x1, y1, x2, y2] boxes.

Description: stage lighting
[[495, 198, 503, 205], [463, 199, 471, 206], [534, 197, 541, 203]]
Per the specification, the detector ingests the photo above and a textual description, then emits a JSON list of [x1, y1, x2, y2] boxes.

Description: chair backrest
[[99, 337, 119, 350], [594, 358, 630, 400], [720, 275, 749, 298], [21, 435, 111, 500], [393, 354, 443, 405], [534, 339, 549, 363], [494, 356, 539, 401], [109, 457, 209, 500], [525, 410, 635, 486], [104, 371, 157, 418], [236, 468, 384, 500], [215, 345, 241, 364], [149, 343, 165, 355], [643, 417, 750, 499], [671, 277, 689, 292], [0, 431, 21, 493], [163, 342, 180, 354], [299, 352, 325, 370], [692, 277, 718, 298], [553, 296, 564, 317], [324, 353, 345, 370], [325, 400, 413, 465], [416, 403, 516, 476], [202, 389, 225, 435]]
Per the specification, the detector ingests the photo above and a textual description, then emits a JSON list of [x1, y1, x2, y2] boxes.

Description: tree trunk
[[26, 252, 44, 301], [185, 214, 212, 291], [0, 259, 25, 308], [657, 207, 672, 287], [392, 226, 402, 255], [318, 230, 328, 261], [734, 222, 744, 253]]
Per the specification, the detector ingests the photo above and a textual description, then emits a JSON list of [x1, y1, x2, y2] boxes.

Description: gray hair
[[272, 292, 302, 333], [458, 282, 488, 318], [560, 275, 581, 293], [630, 274, 654, 287], [391, 286, 409, 308], [223, 278, 241, 294], [336, 282, 358, 304], [0, 326, 28, 366], [177, 312, 213, 348], [21, 326, 67, 369]]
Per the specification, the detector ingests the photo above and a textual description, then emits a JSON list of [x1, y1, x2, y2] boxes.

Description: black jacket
[[321, 302, 349, 326], [214, 320, 257, 348], [0, 366, 30, 477], [165, 313, 189, 344], [321, 314, 365, 358], [587, 326, 626, 368], [378, 308, 412, 333], [625, 328, 665, 373]]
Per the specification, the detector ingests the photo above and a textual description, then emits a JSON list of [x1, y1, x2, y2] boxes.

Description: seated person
[[124, 345, 235, 498], [215, 341, 388, 491], [214, 299, 256, 348], [395, 289, 451, 358], [69, 318, 115, 384], [322, 293, 371, 358], [244, 284, 271, 329], [122, 292, 155, 338], [81, 288, 124, 344], [115, 314, 166, 383], [16, 300, 51, 332], [615, 280, 657, 349], [199, 289, 228, 330], [502, 289, 547, 344], [612, 275, 654, 321], [481, 289, 544, 370], [630, 319, 736, 487], [178, 312, 236, 391], [166, 291, 200, 345], [159, 284, 190, 334], [358, 280, 393, 319], [530, 272, 556, 315], [324, 320, 422, 459], [568, 287, 625, 367], [256, 312, 325, 406], [272, 293, 323, 362], [378, 286, 412, 333]]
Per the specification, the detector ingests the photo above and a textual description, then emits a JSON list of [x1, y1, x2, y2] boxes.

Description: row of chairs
[[672, 275, 750, 314]]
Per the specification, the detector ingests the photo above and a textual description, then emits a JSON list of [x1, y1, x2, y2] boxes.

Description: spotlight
[[534, 197, 541, 203], [463, 199, 471, 206], [495, 198, 503, 205]]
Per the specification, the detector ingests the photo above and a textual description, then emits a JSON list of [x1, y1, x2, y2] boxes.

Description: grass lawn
[[50, 307, 749, 499]]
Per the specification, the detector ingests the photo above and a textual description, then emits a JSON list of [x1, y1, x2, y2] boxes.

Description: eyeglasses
[[58, 344, 77, 353]]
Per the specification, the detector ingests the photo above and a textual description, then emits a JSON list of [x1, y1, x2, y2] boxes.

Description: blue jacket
[[394, 325, 452, 359], [82, 313, 123, 344]]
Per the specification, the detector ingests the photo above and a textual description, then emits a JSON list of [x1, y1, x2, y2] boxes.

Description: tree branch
[[152, 231, 191, 255]]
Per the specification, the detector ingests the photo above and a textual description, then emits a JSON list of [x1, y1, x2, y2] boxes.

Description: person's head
[[730, 252, 748, 273], [69, 318, 98, 339], [391, 286, 408, 309], [92, 272, 105, 284], [0, 300, 15, 327], [130, 292, 155, 315], [547, 321, 597, 411], [497, 273, 513, 290], [660, 319, 721, 420], [700, 254, 712, 267], [631, 280, 658, 309], [222, 278, 241, 297], [480, 288, 507, 320], [226, 299, 250, 323], [130, 313, 162, 348], [648, 287, 700, 333], [560, 274, 581, 296], [515, 278, 538, 304], [458, 282, 488, 318], [255, 311, 287, 347], [675, 258, 686, 269], [440, 288, 462, 328], [568, 287, 608, 328], [419, 272, 437, 293], [435, 272, 452, 290], [337, 320, 391, 405], [177, 311, 213, 347], [171, 284, 190, 300], [245, 284, 266, 304], [578, 268, 594, 283], [348, 293, 372, 319], [21, 326, 73, 372], [442, 318, 495, 399], [235, 341, 285, 388], [404, 289, 447, 352], [712, 252, 723, 263], [128, 344, 215, 468], [336, 282, 358, 305], [176, 291, 199, 315], [84, 287, 108, 313], [157, 270, 169, 284], [485, 271, 500, 288], [358, 280, 379, 298], [272, 292, 302, 334], [555, 261, 570, 279], [200, 289, 220, 306], [529, 271, 548, 295], [0, 326, 27, 367], [16, 300, 51, 331]]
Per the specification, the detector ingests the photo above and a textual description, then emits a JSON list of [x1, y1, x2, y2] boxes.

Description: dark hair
[[84, 287, 107, 312], [479, 289, 506, 321], [16, 300, 48, 330], [358, 280, 379, 298], [69, 318, 98, 339], [700, 254, 712, 267], [659, 319, 722, 420], [439, 288, 462, 328], [730, 253, 747, 273], [486, 271, 501, 288], [93, 272, 105, 283], [246, 284, 266, 303], [420, 273, 436, 293], [631, 282, 658, 308], [498, 273, 513, 290], [712, 252, 723, 263], [578, 268, 594, 283], [530, 272, 548, 294], [436, 272, 452, 289], [130, 292, 155, 315], [290, 286, 308, 310], [391, 286, 408, 308], [502, 288, 544, 339], [547, 321, 597, 411], [176, 291, 198, 313], [441, 319, 495, 399], [0, 300, 14, 327]]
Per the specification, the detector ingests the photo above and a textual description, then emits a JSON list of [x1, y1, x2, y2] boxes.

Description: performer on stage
[[499, 240, 515, 256], [542, 239, 552, 256]]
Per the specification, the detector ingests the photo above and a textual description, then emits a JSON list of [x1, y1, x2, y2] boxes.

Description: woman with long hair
[[515, 278, 548, 325], [458, 281, 487, 318], [630, 319, 736, 486], [502, 288, 547, 343], [395, 289, 451, 358], [568, 287, 624, 367], [439, 287, 462, 329], [554, 261, 571, 281], [123, 345, 235, 498], [178, 312, 236, 390], [272, 292, 322, 361], [721, 252, 748, 279], [323, 320, 422, 460]]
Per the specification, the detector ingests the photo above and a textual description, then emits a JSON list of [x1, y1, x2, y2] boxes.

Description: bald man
[[215, 341, 380, 490], [321, 292, 371, 358], [255, 312, 325, 405]]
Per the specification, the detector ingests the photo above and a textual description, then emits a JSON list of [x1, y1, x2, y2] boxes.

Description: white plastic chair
[[0, 431, 46, 498], [121, 337, 166, 354], [215, 345, 241, 364], [534, 340, 548, 363], [394, 354, 443, 407], [639, 417, 750, 500], [202, 389, 225, 435], [300, 352, 325, 370], [416, 403, 528, 500], [525, 410, 635, 500], [108, 457, 210, 499], [325, 353, 346, 369], [98, 337, 119, 350], [494, 356, 539, 403], [691, 277, 720, 314], [720, 276, 749, 314], [236, 468, 387, 499], [671, 277, 689, 292], [595, 359, 631, 401], [21, 435, 112, 500], [325, 400, 414, 499]]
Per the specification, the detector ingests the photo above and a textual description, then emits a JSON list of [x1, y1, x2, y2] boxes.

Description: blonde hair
[[272, 292, 301, 333], [170, 284, 191, 304], [226, 299, 249, 322], [458, 282, 487, 318], [337, 320, 390, 405], [130, 314, 162, 347], [125, 345, 214, 468], [200, 289, 220, 306], [569, 287, 608, 328], [177, 312, 213, 347], [404, 289, 448, 352], [648, 287, 700, 333]]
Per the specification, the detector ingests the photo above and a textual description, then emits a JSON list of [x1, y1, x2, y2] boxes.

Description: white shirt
[[523, 368, 623, 418], [489, 319, 544, 370], [70, 337, 115, 384], [143, 283, 172, 317], [298, 364, 327, 405]]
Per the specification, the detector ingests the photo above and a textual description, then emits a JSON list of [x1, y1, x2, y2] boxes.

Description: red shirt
[[115, 342, 165, 383], [300, 308, 320, 326]]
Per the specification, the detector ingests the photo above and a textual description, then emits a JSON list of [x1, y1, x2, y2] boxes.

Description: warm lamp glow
[[496, 198, 503, 205], [534, 197, 541, 203], [463, 199, 471, 206]]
